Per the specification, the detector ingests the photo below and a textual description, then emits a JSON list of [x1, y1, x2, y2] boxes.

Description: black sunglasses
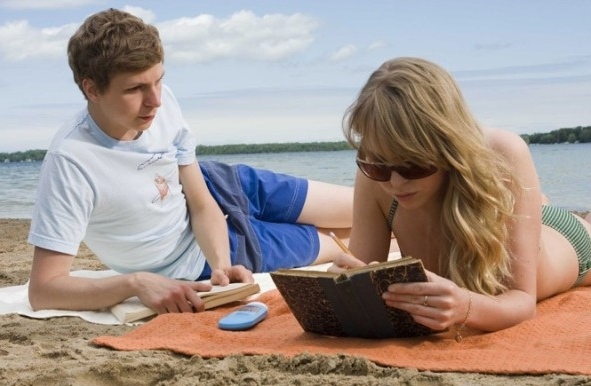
[[355, 157, 438, 181]]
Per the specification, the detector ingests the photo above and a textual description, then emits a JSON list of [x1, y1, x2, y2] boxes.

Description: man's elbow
[[28, 282, 52, 311]]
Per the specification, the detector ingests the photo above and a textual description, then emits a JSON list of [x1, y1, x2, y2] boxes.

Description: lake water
[[1, 143, 590, 219]]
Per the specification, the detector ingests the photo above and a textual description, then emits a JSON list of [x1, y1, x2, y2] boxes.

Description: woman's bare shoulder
[[484, 127, 529, 158]]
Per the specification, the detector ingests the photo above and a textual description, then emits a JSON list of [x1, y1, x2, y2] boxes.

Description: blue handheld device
[[218, 301, 268, 331]]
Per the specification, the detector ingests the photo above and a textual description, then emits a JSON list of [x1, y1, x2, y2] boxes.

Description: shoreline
[[2, 218, 590, 385]]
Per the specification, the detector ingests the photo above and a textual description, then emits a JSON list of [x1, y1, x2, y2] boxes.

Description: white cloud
[[0, 20, 78, 61], [0, 9, 319, 63], [157, 10, 319, 63], [329, 44, 357, 61], [367, 40, 387, 51], [0, 0, 100, 9], [123, 6, 156, 24]]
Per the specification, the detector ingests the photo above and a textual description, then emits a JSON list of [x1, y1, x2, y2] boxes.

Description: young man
[[27, 8, 352, 315]]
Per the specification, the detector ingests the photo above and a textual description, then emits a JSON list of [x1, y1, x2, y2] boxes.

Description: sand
[[2, 218, 590, 386]]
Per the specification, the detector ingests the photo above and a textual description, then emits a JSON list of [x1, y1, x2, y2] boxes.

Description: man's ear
[[82, 79, 99, 102]]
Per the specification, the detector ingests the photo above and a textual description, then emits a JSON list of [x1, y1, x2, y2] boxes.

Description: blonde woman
[[331, 57, 591, 336]]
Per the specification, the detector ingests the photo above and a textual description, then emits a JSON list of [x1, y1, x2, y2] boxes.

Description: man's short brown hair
[[67, 8, 164, 97]]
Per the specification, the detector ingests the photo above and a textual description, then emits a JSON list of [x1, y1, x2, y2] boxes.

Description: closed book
[[270, 257, 436, 338]]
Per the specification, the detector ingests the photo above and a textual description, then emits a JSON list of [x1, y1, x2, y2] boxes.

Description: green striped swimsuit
[[541, 205, 591, 285]]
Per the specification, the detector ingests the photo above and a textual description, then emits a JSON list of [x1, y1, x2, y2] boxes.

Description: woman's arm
[[347, 170, 394, 263], [474, 129, 541, 326]]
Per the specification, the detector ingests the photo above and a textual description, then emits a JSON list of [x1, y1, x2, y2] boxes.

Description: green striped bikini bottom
[[542, 205, 591, 286]]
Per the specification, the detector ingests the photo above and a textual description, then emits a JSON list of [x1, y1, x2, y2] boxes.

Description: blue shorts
[[198, 161, 319, 279]]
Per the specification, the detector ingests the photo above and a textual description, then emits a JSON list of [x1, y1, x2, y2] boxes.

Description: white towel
[[0, 269, 285, 325], [0, 270, 123, 325]]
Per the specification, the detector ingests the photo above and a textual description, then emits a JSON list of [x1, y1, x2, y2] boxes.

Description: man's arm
[[179, 162, 253, 285], [28, 247, 211, 313]]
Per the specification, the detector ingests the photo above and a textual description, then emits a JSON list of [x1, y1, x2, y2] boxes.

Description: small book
[[270, 257, 438, 339], [110, 282, 261, 324]]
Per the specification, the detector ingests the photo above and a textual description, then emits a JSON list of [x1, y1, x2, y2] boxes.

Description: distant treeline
[[520, 126, 591, 144], [196, 141, 352, 155], [0, 141, 353, 163], [0, 149, 47, 163], [2, 126, 590, 163]]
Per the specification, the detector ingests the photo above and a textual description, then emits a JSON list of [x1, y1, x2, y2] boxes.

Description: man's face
[[85, 62, 164, 141]]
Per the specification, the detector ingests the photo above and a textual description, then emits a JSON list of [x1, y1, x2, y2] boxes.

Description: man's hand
[[210, 264, 254, 286], [132, 272, 212, 314]]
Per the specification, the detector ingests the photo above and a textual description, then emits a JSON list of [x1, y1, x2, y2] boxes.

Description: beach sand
[[2, 218, 590, 386]]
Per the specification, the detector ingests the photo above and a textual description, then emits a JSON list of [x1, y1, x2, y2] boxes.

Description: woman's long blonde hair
[[344, 57, 516, 295]]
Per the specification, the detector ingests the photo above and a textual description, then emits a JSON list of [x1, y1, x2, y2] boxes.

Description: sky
[[0, 1, 590, 152]]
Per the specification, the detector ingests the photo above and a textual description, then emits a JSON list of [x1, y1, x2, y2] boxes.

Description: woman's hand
[[381, 270, 471, 331], [327, 252, 367, 273], [132, 272, 213, 314]]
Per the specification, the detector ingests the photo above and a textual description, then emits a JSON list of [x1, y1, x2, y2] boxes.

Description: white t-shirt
[[28, 85, 206, 280]]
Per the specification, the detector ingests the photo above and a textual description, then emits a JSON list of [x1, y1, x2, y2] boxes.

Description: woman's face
[[377, 168, 447, 210]]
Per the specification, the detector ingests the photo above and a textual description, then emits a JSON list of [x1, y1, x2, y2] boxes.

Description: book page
[[272, 257, 420, 280], [197, 282, 255, 298]]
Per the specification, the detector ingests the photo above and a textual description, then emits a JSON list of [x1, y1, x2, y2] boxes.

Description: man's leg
[[296, 180, 353, 229]]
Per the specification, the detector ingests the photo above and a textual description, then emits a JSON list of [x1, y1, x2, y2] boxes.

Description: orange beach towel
[[93, 287, 591, 375]]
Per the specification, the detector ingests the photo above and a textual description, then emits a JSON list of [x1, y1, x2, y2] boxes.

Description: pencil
[[329, 231, 352, 255]]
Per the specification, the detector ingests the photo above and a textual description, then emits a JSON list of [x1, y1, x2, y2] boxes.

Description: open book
[[270, 257, 438, 338], [110, 282, 260, 324]]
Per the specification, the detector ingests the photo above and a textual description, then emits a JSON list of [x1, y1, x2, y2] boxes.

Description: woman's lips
[[394, 192, 415, 201]]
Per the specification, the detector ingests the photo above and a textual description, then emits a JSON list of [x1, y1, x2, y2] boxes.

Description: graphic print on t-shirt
[[137, 152, 164, 170], [152, 173, 170, 204]]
